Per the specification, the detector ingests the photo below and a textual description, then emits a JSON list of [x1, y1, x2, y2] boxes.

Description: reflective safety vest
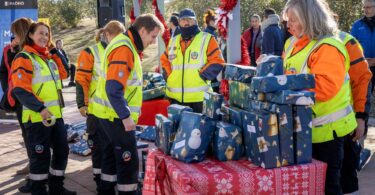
[[284, 36, 357, 143], [92, 33, 142, 123], [21, 51, 63, 123], [166, 32, 212, 103], [87, 43, 105, 114]]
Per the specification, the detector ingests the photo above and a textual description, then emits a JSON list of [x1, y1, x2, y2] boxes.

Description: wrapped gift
[[241, 111, 261, 164], [214, 122, 243, 161], [248, 91, 266, 102], [203, 91, 224, 120], [256, 55, 284, 77], [242, 110, 281, 168], [250, 101, 295, 166], [224, 64, 257, 83], [221, 104, 243, 127], [293, 106, 313, 164], [136, 125, 156, 142], [229, 80, 252, 110], [155, 114, 175, 154], [143, 72, 164, 90], [167, 104, 193, 131], [143, 86, 165, 101], [170, 111, 216, 163], [251, 74, 315, 93], [265, 90, 315, 105], [70, 139, 91, 156]]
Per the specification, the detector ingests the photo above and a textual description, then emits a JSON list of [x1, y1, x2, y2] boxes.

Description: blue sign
[[0, 0, 38, 58]]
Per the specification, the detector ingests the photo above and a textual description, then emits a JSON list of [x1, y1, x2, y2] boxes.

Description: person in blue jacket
[[261, 8, 284, 56]]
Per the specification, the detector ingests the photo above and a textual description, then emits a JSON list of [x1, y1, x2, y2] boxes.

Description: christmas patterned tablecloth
[[143, 149, 327, 195]]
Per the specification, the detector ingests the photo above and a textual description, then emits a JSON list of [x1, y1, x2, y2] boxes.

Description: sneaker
[[358, 148, 371, 171], [18, 178, 32, 193], [16, 164, 29, 175]]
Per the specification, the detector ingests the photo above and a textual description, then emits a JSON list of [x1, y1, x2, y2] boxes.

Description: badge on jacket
[[191, 52, 199, 60]]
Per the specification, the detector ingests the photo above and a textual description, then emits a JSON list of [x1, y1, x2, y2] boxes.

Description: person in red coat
[[242, 14, 262, 66]]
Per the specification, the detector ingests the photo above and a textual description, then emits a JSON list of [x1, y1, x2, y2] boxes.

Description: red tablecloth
[[138, 99, 170, 126], [143, 149, 327, 195]]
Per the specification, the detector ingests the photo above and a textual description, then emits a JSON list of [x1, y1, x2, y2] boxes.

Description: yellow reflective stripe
[[168, 85, 210, 93], [285, 37, 296, 55], [172, 64, 204, 70], [93, 168, 101, 174], [92, 96, 141, 113], [29, 173, 48, 181], [32, 75, 54, 83], [168, 37, 178, 64], [117, 184, 138, 192], [301, 39, 324, 73], [101, 173, 117, 182], [49, 167, 65, 176], [199, 33, 209, 65], [338, 31, 347, 42], [127, 79, 142, 86], [23, 100, 60, 111], [313, 105, 353, 127]]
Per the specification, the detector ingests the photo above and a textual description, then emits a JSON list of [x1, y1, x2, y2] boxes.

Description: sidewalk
[[0, 85, 375, 194]]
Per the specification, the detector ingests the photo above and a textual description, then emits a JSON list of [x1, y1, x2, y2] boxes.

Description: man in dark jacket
[[56, 39, 75, 87], [261, 8, 284, 56], [169, 13, 181, 38], [242, 14, 262, 66]]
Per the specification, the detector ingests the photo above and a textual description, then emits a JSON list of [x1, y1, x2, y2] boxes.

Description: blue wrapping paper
[[242, 110, 282, 169], [265, 90, 315, 105], [214, 122, 243, 161], [155, 114, 175, 154], [256, 55, 284, 77], [70, 139, 91, 156], [293, 106, 313, 164], [251, 74, 315, 93], [229, 80, 252, 110], [167, 104, 193, 131], [248, 91, 266, 102], [224, 64, 257, 83], [170, 111, 216, 163], [241, 111, 261, 164], [143, 86, 165, 101], [250, 101, 295, 166], [221, 104, 243, 127], [136, 125, 156, 142], [203, 91, 224, 120]]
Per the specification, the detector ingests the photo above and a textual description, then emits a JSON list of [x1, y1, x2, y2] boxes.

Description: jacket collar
[[126, 26, 144, 53]]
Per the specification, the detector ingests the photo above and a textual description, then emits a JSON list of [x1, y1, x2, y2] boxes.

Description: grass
[[52, 18, 160, 72]]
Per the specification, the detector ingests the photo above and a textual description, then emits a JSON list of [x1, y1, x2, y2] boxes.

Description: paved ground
[[1, 85, 375, 194]]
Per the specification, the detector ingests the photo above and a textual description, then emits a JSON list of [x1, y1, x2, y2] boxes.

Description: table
[[143, 149, 327, 195]]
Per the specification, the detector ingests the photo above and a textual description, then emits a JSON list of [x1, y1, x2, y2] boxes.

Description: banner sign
[[0, 0, 38, 58]]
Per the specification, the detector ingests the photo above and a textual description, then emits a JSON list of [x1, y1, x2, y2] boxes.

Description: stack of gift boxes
[[154, 56, 316, 169], [142, 72, 166, 101]]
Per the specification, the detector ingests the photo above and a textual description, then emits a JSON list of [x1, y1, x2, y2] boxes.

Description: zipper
[[182, 40, 189, 103], [36, 83, 44, 96], [90, 89, 96, 98], [126, 88, 137, 103]]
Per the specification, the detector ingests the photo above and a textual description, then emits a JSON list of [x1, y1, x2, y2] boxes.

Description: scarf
[[180, 24, 200, 40]]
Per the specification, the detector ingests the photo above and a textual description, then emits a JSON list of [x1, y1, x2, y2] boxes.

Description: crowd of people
[[0, 0, 374, 194]]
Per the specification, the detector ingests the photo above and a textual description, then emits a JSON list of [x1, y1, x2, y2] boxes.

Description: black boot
[[48, 175, 76, 195], [94, 174, 101, 193], [18, 177, 32, 193], [49, 187, 77, 195], [30, 180, 48, 195]]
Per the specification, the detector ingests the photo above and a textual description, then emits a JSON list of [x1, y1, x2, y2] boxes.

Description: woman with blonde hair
[[0, 17, 33, 192], [283, 0, 357, 194], [75, 28, 107, 192]]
